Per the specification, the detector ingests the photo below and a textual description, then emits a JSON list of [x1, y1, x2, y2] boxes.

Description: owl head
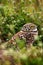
[[21, 23, 38, 35]]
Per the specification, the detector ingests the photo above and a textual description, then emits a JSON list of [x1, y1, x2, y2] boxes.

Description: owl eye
[[24, 26, 28, 31], [30, 26, 35, 30], [22, 26, 26, 31]]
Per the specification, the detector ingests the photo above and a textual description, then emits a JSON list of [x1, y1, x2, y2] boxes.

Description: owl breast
[[25, 33, 34, 44]]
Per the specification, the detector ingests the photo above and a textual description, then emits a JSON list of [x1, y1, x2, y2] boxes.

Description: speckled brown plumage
[[9, 23, 38, 47]]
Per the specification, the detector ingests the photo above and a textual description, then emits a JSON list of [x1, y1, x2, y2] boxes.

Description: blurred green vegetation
[[0, 0, 43, 65]]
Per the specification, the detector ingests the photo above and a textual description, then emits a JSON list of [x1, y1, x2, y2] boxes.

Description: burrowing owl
[[9, 23, 38, 47]]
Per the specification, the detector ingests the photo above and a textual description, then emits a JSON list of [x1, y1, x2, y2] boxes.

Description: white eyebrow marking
[[33, 28, 37, 31]]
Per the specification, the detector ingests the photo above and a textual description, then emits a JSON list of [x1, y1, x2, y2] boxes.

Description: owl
[[9, 23, 38, 47]]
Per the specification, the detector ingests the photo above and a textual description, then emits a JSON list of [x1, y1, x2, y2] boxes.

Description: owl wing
[[8, 31, 26, 44]]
